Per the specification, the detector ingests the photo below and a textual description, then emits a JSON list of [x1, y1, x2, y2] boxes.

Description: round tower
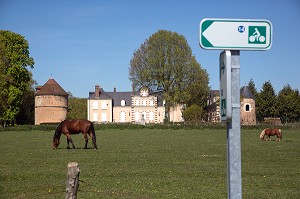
[[35, 78, 69, 125], [240, 86, 256, 125]]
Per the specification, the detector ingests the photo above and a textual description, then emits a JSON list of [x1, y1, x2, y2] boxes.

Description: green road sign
[[199, 18, 272, 50]]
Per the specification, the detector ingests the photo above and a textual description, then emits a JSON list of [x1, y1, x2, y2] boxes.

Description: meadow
[[0, 128, 299, 198]]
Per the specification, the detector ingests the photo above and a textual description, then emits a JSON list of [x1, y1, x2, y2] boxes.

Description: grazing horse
[[52, 119, 98, 149], [260, 128, 282, 141]]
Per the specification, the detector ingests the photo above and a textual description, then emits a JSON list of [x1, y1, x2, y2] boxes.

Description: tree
[[67, 97, 87, 119], [247, 78, 258, 98], [15, 72, 37, 125], [183, 104, 204, 123], [277, 85, 300, 123], [16, 89, 35, 124], [129, 30, 209, 121], [256, 81, 278, 122], [0, 30, 34, 126]]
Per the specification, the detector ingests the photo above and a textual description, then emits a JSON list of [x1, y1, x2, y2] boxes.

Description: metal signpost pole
[[227, 50, 241, 199], [200, 18, 272, 199]]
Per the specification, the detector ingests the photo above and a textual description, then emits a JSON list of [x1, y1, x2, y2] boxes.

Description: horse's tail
[[260, 129, 266, 140], [279, 129, 282, 139], [89, 122, 96, 138], [89, 122, 98, 149]]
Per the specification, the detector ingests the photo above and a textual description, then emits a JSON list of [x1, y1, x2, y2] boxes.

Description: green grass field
[[0, 128, 299, 198]]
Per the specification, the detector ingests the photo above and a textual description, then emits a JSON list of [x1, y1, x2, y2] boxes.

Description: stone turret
[[35, 78, 69, 125], [240, 86, 256, 125]]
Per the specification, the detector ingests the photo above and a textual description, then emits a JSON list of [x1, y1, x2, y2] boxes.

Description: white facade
[[88, 86, 183, 124]]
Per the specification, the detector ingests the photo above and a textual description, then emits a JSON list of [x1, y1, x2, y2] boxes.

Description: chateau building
[[87, 85, 184, 124], [207, 90, 220, 122], [35, 78, 68, 125]]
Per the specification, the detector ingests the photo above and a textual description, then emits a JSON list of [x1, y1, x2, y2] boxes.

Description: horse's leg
[[66, 134, 76, 149], [90, 132, 98, 149], [83, 133, 88, 149], [67, 137, 70, 149]]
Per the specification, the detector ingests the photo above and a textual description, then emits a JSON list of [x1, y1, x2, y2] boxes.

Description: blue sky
[[1, 0, 299, 98]]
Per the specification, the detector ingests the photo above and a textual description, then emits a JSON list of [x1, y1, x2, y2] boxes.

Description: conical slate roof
[[240, 86, 255, 99], [35, 78, 68, 96]]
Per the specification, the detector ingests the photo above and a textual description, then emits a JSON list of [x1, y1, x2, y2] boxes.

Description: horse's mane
[[54, 120, 65, 138], [259, 129, 266, 139]]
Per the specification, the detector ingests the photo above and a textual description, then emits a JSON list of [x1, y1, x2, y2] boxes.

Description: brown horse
[[52, 119, 98, 149], [260, 128, 282, 141]]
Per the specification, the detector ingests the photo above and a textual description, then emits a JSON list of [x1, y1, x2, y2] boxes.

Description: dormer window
[[140, 87, 148, 97], [121, 100, 126, 106], [142, 90, 147, 97]]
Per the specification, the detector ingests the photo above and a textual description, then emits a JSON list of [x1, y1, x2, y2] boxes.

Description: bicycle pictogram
[[248, 26, 266, 44]]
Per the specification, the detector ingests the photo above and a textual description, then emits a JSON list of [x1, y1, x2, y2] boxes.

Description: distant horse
[[260, 128, 282, 141], [52, 119, 98, 149]]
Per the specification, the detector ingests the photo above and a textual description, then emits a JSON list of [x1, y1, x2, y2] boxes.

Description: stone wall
[[240, 98, 256, 125], [35, 95, 68, 125]]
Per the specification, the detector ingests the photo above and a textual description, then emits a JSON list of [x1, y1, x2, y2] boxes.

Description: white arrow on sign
[[199, 18, 272, 50]]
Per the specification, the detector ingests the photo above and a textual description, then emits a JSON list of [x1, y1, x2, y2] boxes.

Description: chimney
[[35, 86, 42, 92], [95, 85, 100, 99], [114, 86, 116, 92]]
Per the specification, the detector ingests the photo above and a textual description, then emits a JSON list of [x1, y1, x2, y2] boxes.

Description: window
[[149, 99, 154, 106], [120, 111, 126, 122], [149, 111, 154, 121], [245, 104, 250, 112], [121, 100, 126, 106], [92, 113, 98, 122], [93, 101, 98, 110], [135, 112, 139, 121], [142, 100, 146, 106], [101, 102, 107, 110], [101, 113, 107, 122], [135, 99, 139, 106]]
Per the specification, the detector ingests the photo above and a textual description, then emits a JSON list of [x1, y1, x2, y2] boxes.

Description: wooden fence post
[[65, 162, 80, 199]]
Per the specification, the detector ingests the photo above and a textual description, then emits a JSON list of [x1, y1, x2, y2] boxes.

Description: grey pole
[[227, 50, 242, 199]]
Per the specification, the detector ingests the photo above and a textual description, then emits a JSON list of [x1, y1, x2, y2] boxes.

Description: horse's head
[[52, 136, 60, 149], [53, 124, 62, 149], [259, 129, 266, 140]]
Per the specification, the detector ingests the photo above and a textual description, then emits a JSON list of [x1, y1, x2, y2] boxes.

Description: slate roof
[[35, 78, 68, 96], [88, 86, 165, 107], [240, 86, 255, 99], [107, 92, 132, 106], [89, 88, 132, 106], [88, 87, 112, 100]]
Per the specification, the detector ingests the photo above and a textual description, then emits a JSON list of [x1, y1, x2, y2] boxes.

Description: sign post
[[227, 50, 241, 199], [220, 50, 232, 122], [199, 18, 272, 199], [199, 18, 272, 50]]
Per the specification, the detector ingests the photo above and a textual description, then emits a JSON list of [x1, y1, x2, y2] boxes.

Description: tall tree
[[67, 97, 87, 120], [247, 78, 258, 98], [277, 85, 300, 123], [129, 30, 209, 121], [0, 30, 34, 126], [256, 81, 278, 122]]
